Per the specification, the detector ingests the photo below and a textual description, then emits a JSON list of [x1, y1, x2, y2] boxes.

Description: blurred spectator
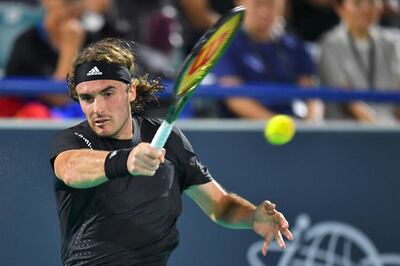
[[212, 0, 324, 121], [318, 0, 400, 123], [113, 0, 183, 79], [110, 0, 186, 119], [178, 0, 234, 29], [3, 0, 88, 118], [82, 0, 129, 40], [176, 0, 235, 54], [173, 0, 234, 117], [288, 0, 340, 42], [380, 0, 400, 27], [0, 2, 43, 72], [1, 0, 132, 119], [0, 0, 38, 4], [0, 2, 42, 116]]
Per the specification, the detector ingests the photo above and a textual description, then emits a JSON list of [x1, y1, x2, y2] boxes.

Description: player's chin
[[90, 122, 114, 137], [95, 129, 112, 137]]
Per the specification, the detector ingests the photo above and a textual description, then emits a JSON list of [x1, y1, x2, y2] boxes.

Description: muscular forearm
[[54, 149, 109, 189], [213, 193, 256, 229], [54, 143, 165, 189]]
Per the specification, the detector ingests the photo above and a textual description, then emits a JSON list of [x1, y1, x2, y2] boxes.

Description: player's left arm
[[185, 180, 293, 255]]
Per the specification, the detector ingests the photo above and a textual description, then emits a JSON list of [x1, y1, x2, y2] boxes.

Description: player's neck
[[113, 117, 134, 140]]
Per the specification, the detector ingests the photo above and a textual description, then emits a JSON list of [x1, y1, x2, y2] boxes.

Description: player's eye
[[103, 91, 114, 98], [79, 95, 94, 103]]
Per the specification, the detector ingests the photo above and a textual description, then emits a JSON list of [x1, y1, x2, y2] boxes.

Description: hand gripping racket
[[151, 6, 245, 149]]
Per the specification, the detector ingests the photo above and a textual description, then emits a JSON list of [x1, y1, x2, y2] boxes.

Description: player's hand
[[253, 201, 293, 256], [127, 143, 165, 176]]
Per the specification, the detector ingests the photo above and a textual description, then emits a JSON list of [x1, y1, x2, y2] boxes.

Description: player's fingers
[[276, 212, 289, 229], [263, 201, 276, 210], [281, 228, 294, 241], [274, 230, 286, 249], [130, 165, 157, 176], [144, 146, 164, 160], [132, 154, 158, 168], [262, 233, 273, 256], [263, 202, 277, 215], [130, 157, 159, 174], [140, 155, 161, 170], [135, 143, 162, 160], [159, 148, 166, 163]]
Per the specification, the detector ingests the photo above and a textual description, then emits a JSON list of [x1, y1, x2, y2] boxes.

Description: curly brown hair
[[67, 38, 164, 114]]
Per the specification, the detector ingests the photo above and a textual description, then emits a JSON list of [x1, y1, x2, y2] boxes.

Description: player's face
[[76, 79, 136, 139], [337, 0, 383, 30]]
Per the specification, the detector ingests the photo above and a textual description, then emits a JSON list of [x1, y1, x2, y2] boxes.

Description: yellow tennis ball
[[264, 115, 296, 145]]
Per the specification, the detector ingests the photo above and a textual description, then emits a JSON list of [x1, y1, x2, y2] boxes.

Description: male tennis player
[[49, 38, 293, 266]]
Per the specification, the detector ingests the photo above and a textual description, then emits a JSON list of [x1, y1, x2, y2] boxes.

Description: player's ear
[[127, 83, 136, 103]]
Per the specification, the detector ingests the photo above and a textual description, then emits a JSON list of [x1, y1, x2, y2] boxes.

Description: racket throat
[[150, 120, 175, 149]]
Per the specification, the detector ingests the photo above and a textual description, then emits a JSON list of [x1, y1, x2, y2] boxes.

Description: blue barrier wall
[[0, 121, 399, 265]]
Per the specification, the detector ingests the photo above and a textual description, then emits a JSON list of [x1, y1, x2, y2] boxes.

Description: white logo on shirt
[[109, 150, 117, 159], [74, 132, 93, 149]]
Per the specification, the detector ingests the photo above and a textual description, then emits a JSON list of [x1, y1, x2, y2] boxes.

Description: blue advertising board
[[0, 121, 399, 265]]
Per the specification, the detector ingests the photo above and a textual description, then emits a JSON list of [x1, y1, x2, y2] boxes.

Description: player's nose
[[92, 97, 105, 114]]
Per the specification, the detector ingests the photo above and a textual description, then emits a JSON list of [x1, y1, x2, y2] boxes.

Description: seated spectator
[[3, 0, 88, 118], [380, 0, 400, 28], [318, 0, 400, 123], [113, 0, 183, 78], [112, 0, 186, 118], [82, 0, 129, 41], [287, 0, 339, 42], [0, 0, 38, 4], [212, 0, 324, 121], [176, 0, 235, 54]]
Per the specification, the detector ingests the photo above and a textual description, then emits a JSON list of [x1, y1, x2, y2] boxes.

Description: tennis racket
[[151, 6, 245, 149]]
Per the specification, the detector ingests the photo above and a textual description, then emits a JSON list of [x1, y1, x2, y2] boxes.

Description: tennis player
[[49, 38, 293, 266]]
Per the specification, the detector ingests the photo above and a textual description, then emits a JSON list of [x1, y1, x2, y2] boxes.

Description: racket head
[[166, 6, 245, 122]]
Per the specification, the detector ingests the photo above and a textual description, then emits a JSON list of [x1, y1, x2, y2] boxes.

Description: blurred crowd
[[0, 0, 399, 124]]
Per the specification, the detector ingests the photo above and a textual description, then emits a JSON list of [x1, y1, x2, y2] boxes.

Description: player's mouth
[[94, 118, 109, 127]]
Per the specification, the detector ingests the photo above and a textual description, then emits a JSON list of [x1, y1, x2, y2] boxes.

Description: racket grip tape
[[150, 121, 175, 149]]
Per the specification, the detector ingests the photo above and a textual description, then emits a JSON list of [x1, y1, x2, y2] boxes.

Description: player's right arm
[[54, 144, 165, 189], [54, 149, 109, 189]]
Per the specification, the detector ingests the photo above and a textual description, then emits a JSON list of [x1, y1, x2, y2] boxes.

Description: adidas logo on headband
[[86, 66, 103, 76], [74, 61, 132, 85]]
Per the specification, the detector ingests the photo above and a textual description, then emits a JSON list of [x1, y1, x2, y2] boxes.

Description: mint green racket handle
[[150, 121, 175, 149]]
